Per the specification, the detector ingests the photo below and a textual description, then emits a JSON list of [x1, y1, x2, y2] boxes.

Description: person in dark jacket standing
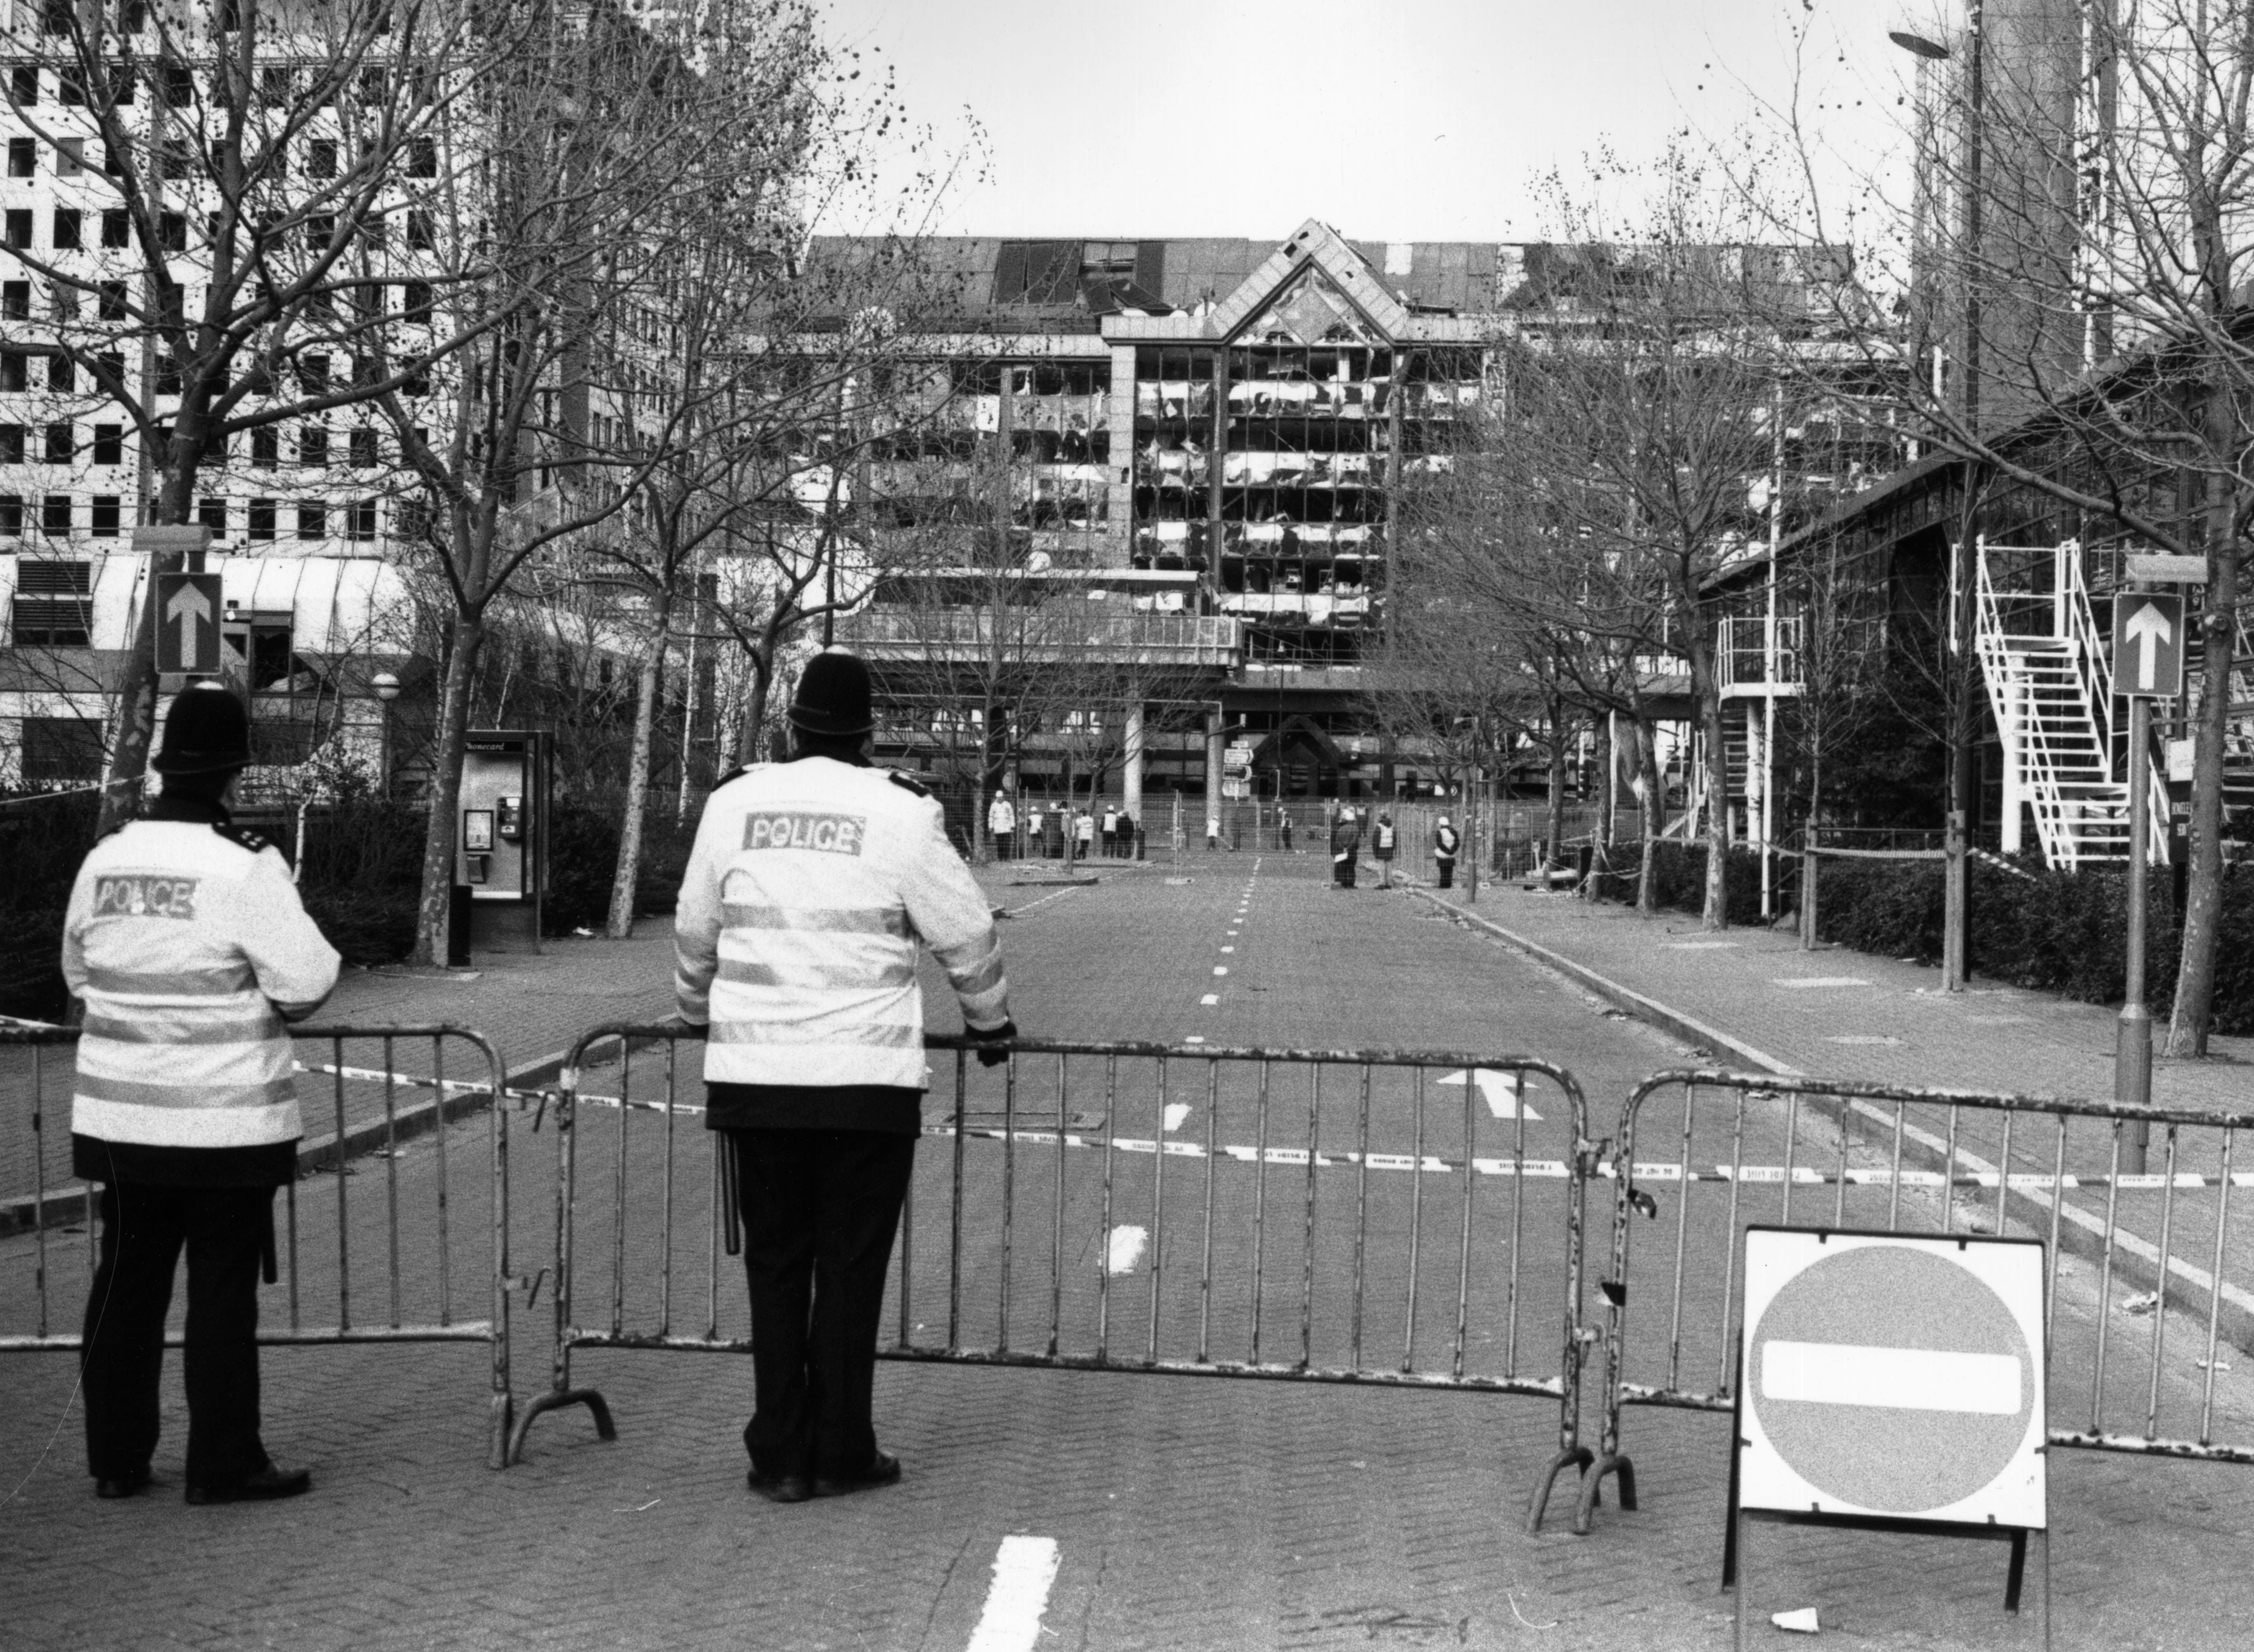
[[1433, 815, 1461, 889], [65, 683, 341, 1504], [1331, 806, 1363, 889], [674, 651, 1017, 1504]]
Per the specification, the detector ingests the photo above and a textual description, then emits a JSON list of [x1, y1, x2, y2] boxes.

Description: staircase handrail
[[2059, 540, 2116, 775], [1975, 542, 2076, 867]]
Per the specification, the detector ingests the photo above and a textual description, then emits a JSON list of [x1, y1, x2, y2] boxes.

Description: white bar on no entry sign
[[1760, 1341, 2021, 1414], [966, 1535, 1061, 1652]]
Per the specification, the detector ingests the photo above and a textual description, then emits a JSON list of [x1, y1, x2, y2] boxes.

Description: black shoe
[[814, 1450, 901, 1498], [94, 1466, 152, 1500], [184, 1462, 311, 1505], [747, 1467, 812, 1504]]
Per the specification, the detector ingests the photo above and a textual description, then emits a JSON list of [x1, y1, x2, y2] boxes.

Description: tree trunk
[[607, 588, 673, 940], [411, 611, 486, 967], [95, 474, 199, 838], [1637, 715, 1663, 916], [1585, 712, 1614, 901], [1690, 643, 1730, 931], [2166, 537, 2242, 1054], [737, 634, 774, 766], [1466, 759, 1482, 902], [1545, 697, 1568, 872]]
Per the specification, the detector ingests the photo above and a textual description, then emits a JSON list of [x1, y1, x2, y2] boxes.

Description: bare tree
[[375, 0, 847, 965], [0, 0, 562, 834], [1760, 1, 2254, 1046]]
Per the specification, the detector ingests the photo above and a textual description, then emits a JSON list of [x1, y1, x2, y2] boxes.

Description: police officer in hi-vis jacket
[[674, 650, 1016, 1504], [65, 683, 340, 1504]]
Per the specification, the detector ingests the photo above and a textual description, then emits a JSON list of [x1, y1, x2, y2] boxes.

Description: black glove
[[966, 1020, 1018, 1068]]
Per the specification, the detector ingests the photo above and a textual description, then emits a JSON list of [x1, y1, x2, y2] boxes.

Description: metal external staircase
[[1972, 537, 2168, 869]]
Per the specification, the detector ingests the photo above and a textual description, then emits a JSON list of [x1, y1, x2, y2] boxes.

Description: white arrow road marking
[[1163, 1102, 1190, 1132], [966, 1536, 1061, 1652], [2125, 600, 2173, 691], [164, 579, 213, 665], [1760, 1342, 2021, 1413], [1435, 1069, 1540, 1120], [1102, 1226, 1148, 1275]]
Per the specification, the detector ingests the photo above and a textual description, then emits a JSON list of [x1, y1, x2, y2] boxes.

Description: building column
[[1123, 700, 1145, 827], [1205, 711, 1224, 809]]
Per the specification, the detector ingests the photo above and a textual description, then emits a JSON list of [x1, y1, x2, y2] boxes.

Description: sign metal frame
[[1722, 1225, 2051, 1652]]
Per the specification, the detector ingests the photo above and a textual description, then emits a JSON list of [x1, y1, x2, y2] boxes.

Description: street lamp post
[[1893, 8, 1985, 993], [371, 671, 400, 800]]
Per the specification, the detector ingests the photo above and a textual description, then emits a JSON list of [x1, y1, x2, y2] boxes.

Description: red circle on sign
[[1750, 1245, 2033, 1515]]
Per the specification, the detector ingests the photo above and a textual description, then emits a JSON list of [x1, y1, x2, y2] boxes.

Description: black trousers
[[81, 1181, 274, 1486], [1436, 858, 1456, 888], [1334, 852, 1358, 888], [729, 1129, 916, 1479]]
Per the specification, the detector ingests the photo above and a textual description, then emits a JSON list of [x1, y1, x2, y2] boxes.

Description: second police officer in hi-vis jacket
[[674, 650, 1016, 1504], [65, 683, 340, 1505]]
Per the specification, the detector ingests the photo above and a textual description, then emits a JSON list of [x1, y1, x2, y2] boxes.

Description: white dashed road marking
[[965, 1536, 1061, 1652], [1774, 977, 1872, 989], [1213, 966, 1229, 976], [1201, 993, 1219, 1006]]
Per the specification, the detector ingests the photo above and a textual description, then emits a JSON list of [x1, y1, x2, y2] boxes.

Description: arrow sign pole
[[2124, 601, 2171, 693]]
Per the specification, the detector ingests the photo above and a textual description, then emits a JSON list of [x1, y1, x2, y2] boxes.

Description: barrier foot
[[1572, 1452, 1635, 1535], [1524, 1445, 1593, 1535], [486, 1393, 517, 1471], [505, 1386, 616, 1465]]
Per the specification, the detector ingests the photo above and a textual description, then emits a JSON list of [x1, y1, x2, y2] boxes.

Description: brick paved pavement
[[6, 861, 2254, 1649], [1429, 882, 2253, 1109]]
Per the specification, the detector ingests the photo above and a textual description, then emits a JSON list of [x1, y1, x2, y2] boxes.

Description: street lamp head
[[370, 671, 401, 704], [1889, 29, 1953, 60]]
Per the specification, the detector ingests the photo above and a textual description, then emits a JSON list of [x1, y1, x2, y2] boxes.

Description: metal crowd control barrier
[[1578, 1068, 2254, 1536], [0, 1023, 520, 1469], [506, 1025, 1604, 1530]]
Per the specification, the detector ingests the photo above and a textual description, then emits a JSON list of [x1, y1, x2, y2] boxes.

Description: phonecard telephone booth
[[454, 730, 549, 957]]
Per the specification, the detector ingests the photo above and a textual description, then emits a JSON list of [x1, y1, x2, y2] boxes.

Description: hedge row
[[1590, 839, 2254, 1035], [0, 795, 697, 1021]]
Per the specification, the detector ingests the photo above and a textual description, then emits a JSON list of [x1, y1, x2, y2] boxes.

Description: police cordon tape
[[297, 1058, 2251, 1190]]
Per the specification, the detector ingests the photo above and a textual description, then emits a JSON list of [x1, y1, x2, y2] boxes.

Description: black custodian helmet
[[152, 682, 252, 775], [788, 650, 875, 738]]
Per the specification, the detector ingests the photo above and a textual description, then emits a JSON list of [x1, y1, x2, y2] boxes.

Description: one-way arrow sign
[[2111, 593, 2185, 699], [157, 572, 223, 674]]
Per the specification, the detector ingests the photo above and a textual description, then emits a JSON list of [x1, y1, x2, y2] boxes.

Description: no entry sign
[[1738, 1228, 2047, 1528]]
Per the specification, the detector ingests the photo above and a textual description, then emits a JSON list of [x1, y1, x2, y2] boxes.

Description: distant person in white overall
[[987, 790, 1015, 860]]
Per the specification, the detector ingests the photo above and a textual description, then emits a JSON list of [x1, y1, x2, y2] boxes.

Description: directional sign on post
[[2112, 593, 2185, 699], [156, 572, 223, 675], [1738, 1228, 2047, 1527]]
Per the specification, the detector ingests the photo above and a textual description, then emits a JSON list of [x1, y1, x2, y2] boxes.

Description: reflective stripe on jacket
[[63, 821, 341, 1150], [1435, 828, 1460, 857], [674, 757, 1012, 1089]]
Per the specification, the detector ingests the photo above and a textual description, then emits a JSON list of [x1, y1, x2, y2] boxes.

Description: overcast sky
[[814, 0, 1942, 243]]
